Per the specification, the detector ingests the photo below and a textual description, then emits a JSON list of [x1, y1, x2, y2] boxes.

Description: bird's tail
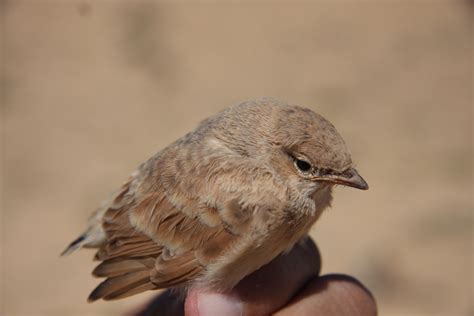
[[61, 206, 108, 256]]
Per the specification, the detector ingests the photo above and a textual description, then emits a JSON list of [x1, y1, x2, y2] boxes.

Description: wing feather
[[86, 139, 287, 301], [88, 164, 238, 301]]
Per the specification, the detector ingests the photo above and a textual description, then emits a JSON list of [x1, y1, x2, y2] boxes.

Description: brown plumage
[[62, 97, 368, 302]]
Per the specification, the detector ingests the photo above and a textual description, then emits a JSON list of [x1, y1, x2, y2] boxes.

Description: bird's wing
[[87, 145, 272, 301]]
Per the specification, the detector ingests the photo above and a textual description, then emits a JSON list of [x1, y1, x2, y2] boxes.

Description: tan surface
[[1, 1, 472, 315]]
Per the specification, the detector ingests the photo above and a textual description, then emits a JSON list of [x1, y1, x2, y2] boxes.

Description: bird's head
[[210, 98, 368, 197], [270, 103, 368, 195]]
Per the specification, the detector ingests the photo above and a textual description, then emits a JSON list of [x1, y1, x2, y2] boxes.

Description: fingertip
[[185, 288, 243, 316], [320, 274, 377, 316], [184, 288, 198, 316]]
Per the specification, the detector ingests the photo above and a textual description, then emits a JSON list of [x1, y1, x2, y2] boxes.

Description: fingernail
[[197, 292, 243, 316]]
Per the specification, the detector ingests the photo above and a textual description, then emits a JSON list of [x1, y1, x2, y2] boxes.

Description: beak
[[317, 168, 369, 190]]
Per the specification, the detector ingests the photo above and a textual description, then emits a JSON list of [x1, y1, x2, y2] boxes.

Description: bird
[[62, 97, 368, 302]]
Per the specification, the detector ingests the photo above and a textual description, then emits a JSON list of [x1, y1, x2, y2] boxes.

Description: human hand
[[131, 238, 377, 316]]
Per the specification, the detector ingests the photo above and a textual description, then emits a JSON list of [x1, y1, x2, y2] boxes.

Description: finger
[[275, 274, 377, 316], [130, 289, 184, 316], [185, 237, 321, 316]]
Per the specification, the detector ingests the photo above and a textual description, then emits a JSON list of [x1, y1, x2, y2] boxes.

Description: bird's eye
[[295, 159, 312, 172]]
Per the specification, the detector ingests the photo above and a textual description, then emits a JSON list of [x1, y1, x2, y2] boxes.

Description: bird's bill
[[315, 168, 369, 190]]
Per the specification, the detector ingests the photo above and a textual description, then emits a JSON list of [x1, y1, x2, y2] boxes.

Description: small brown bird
[[63, 97, 368, 302]]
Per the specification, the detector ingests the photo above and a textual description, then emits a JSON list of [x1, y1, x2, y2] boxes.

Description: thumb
[[185, 288, 243, 316]]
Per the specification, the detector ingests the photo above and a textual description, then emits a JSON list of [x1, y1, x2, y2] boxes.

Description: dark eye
[[295, 159, 312, 172]]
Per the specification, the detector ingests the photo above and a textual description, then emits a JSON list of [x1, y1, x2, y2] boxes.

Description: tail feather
[[61, 205, 108, 256], [94, 239, 162, 261], [101, 281, 156, 301], [92, 258, 155, 278], [61, 235, 86, 256], [88, 269, 155, 302]]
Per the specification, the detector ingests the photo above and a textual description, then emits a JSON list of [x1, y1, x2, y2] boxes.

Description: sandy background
[[1, 1, 472, 315]]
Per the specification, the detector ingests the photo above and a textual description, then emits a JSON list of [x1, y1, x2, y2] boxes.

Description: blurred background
[[1, 1, 472, 315]]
